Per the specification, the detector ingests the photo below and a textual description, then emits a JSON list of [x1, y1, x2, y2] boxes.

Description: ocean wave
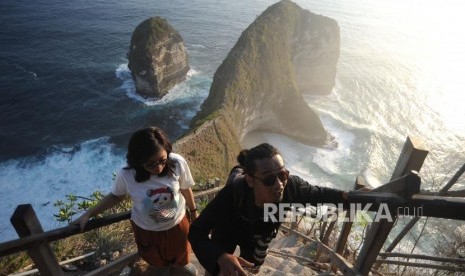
[[115, 63, 208, 107], [0, 138, 125, 242], [115, 63, 131, 79], [242, 131, 353, 190], [187, 44, 206, 49], [12, 63, 38, 80], [312, 117, 355, 176], [187, 68, 200, 77], [303, 93, 377, 134]]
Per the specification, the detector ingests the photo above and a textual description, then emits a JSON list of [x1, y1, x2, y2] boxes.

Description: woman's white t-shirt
[[112, 153, 195, 231]]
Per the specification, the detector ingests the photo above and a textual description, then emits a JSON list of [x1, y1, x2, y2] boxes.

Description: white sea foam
[[115, 63, 207, 107], [187, 68, 200, 77], [312, 116, 355, 175], [303, 93, 376, 134], [187, 44, 206, 49], [115, 63, 131, 79], [13, 63, 38, 80], [0, 138, 125, 242], [361, 168, 383, 188], [242, 131, 353, 191]]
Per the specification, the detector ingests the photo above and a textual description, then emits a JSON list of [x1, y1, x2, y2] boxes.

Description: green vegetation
[[1, 191, 134, 275], [175, 114, 242, 182], [190, 1, 301, 126], [2, 2, 341, 274], [54, 192, 100, 223], [53, 190, 132, 223], [176, 1, 329, 182], [0, 252, 30, 276]]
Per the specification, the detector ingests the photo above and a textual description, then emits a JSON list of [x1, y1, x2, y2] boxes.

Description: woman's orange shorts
[[131, 215, 191, 267]]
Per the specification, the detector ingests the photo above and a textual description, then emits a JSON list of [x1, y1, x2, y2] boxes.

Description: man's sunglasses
[[143, 158, 168, 169], [251, 169, 289, 187]]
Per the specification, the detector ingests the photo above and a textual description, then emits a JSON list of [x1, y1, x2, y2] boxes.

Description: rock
[[128, 17, 190, 98], [111, 250, 121, 261], [119, 266, 132, 276], [258, 254, 318, 275], [292, 8, 340, 95], [174, 0, 339, 181], [96, 259, 107, 267], [188, 231, 321, 275], [61, 264, 78, 271]]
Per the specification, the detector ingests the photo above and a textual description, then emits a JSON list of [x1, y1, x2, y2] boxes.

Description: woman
[[73, 127, 198, 275]]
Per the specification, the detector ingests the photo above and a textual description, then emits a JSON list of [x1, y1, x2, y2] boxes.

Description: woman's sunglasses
[[251, 169, 289, 187], [143, 158, 168, 170]]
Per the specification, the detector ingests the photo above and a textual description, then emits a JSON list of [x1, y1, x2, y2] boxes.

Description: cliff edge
[[174, 1, 340, 181], [128, 17, 190, 98]]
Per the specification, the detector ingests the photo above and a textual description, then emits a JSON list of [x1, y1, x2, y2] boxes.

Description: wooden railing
[[2, 137, 465, 276], [314, 137, 465, 275], [0, 187, 222, 276]]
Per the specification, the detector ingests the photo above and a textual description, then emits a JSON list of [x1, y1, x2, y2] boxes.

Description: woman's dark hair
[[126, 127, 174, 182], [237, 143, 280, 175]]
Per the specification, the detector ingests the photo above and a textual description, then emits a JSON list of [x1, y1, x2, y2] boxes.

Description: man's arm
[[287, 175, 348, 205], [188, 184, 235, 275]]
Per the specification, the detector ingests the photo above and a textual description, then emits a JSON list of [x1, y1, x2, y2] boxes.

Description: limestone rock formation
[[128, 17, 190, 98], [293, 9, 340, 95], [174, 0, 340, 181]]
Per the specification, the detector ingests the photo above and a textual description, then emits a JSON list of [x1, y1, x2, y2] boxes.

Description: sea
[[1, 0, 464, 256]]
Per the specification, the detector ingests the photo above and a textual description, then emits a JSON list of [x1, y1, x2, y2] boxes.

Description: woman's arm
[[180, 188, 198, 220], [71, 193, 126, 231]]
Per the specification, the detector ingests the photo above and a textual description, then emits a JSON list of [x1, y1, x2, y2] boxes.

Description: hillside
[[173, 0, 340, 181]]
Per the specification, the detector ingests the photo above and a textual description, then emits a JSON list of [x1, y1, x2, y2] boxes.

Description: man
[[188, 143, 348, 275]]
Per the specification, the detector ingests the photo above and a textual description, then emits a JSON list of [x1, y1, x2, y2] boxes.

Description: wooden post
[[84, 252, 139, 276], [318, 242, 362, 275], [331, 176, 367, 272], [355, 137, 428, 275], [315, 217, 335, 262], [315, 204, 340, 262], [335, 176, 367, 255], [10, 204, 64, 276], [385, 162, 465, 254], [322, 219, 336, 246]]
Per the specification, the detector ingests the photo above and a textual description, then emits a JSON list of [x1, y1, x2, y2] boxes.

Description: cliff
[[174, 0, 340, 181], [292, 8, 340, 95], [128, 17, 190, 98]]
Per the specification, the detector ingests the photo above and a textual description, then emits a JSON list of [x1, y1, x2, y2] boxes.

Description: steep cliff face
[[174, 0, 340, 181], [292, 10, 340, 95], [128, 17, 190, 98]]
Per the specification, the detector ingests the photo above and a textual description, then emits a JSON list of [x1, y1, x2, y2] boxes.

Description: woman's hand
[[180, 188, 198, 222], [217, 253, 254, 276], [189, 209, 199, 222], [70, 213, 91, 232], [69, 193, 124, 232]]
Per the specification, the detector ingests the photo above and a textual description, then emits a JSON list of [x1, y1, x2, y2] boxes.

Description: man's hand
[[217, 253, 254, 276]]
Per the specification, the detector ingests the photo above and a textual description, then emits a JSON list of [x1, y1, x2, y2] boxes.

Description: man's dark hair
[[236, 143, 280, 175], [126, 126, 174, 182]]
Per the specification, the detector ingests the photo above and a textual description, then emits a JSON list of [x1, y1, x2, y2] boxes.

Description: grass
[[0, 220, 135, 275], [1, 195, 134, 275], [3, 1, 338, 274]]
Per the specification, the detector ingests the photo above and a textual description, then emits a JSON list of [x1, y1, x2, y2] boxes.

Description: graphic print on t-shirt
[[143, 186, 177, 223]]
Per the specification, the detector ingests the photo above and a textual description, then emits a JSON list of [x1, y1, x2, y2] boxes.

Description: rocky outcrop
[[174, 0, 340, 181], [128, 17, 190, 98], [292, 9, 340, 95]]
